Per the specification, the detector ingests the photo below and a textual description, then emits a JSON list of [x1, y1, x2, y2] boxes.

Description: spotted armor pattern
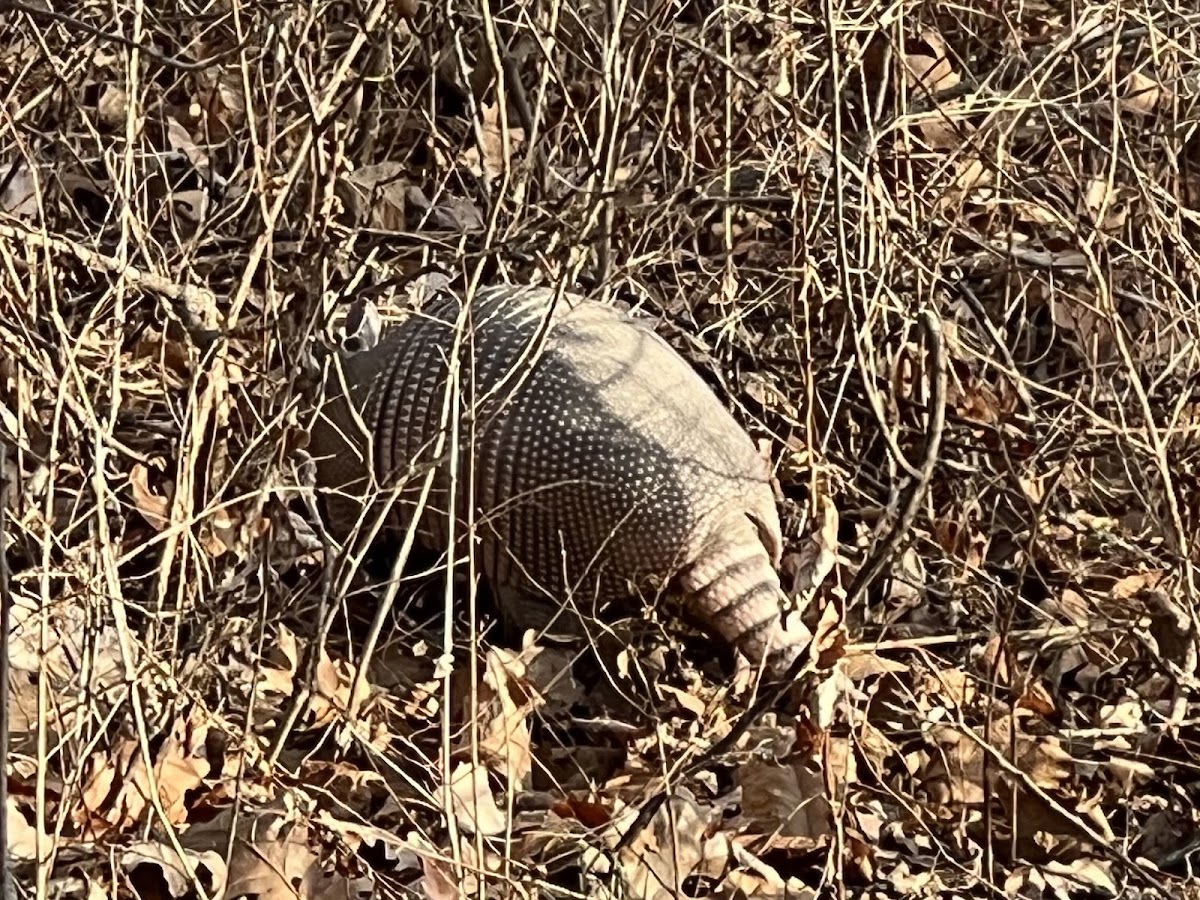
[[309, 284, 810, 674]]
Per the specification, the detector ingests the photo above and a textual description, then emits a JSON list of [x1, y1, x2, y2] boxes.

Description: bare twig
[[0, 436, 10, 900]]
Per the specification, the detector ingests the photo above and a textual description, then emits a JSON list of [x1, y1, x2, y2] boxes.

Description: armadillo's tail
[[679, 514, 812, 677]]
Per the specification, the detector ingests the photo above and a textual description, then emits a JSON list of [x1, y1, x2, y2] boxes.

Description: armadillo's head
[[676, 510, 811, 675]]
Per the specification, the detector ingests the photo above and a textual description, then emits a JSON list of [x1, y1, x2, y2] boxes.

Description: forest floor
[[2, 0, 1200, 897]]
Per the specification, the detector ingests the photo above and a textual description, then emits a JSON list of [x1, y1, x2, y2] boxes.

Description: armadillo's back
[[310, 284, 805, 671]]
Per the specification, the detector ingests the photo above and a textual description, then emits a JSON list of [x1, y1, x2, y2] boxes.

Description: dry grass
[[2, 0, 1200, 896]]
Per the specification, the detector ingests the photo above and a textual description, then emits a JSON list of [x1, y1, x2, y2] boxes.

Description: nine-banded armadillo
[[309, 284, 810, 675]]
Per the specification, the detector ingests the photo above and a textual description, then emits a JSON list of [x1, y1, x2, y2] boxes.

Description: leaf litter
[[2, 0, 1200, 898]]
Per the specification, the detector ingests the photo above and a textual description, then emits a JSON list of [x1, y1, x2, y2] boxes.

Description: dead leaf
[[608, 793, 709, 900], [918, 728, 987, 806], [418, 835, 503, 900], [419, 853, 461, 900], [913, 99, 974, 150], [520, 643, 582, 709], [809, 596, 845, 669], [785, 487, 839, 598], [340, 161, 409, 230], [165, 116, 210, 175], [172, 189, 209, 224], [200, 69, 247, 138], [447, 761, 508, 836], [0, 161, 37, 219], [185, 810, 375, 899], [303, 762, 392, 821], [224, 825, 318, 900], [1111, 569, 1164, 599], [725, 837, 807, 898], [1043, 588, 1092, 627], [310, 647, 372, 727], [1049, 291, 1111, 350], [460, 647, 540, 786], [405, 184, 485, 232], [1042, 856, 1118, 897], [1098, 697, 1143, 731], [954, 376, 1008, 425], [1082, 178, 1131, 231], [1104, 755, 1154, 795], [659, 682, 708, 717], [937, 157, 991, 210], [259, 625, 299, 697], [198, 506, 237, 558], [1017, 739, 1074, 794], [6, 796, 43, 861], [552, 794, 612, 829], [868, 551, 917, 625], [838, 650, 907, 682], [130, 464, 172, 531], [736, 756, 833, 840], [461, 103, 526, 180], [1017, 680, 1057, 717], [904, 53, 959, 95], [74, 710, 210, 836], [96, 84, 129, 126], [857, 721, 901, 773], [6, 667, 40, 750], [154, 710, 212, 823], [1120, 70, 1169, 116], [695, 831, 731, 879], [890, 862, 944, 894], [903, 30, 960, 95], [743, 372, 799, 420], [120, 841, 228, 899], [974, 635, 1011, 686], [77, 736, 143, 836], [7, 592, 125, 756], [813, 653, 864, 729]]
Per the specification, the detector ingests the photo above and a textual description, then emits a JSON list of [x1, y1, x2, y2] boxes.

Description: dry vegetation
[[2, 0, 1200, 896]]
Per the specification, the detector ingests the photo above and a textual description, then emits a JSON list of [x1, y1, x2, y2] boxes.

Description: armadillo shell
[[310, 285, 799, 668]]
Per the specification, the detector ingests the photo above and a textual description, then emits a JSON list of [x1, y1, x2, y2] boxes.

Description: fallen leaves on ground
[[5, 0, 1200, 897]]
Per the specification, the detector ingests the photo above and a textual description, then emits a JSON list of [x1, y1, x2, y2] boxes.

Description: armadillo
[[309, 284, 810, 675]]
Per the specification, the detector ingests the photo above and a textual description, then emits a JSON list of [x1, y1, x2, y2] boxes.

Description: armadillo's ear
[[340, 297, 382, 355], [745, 510, 783, 568]]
